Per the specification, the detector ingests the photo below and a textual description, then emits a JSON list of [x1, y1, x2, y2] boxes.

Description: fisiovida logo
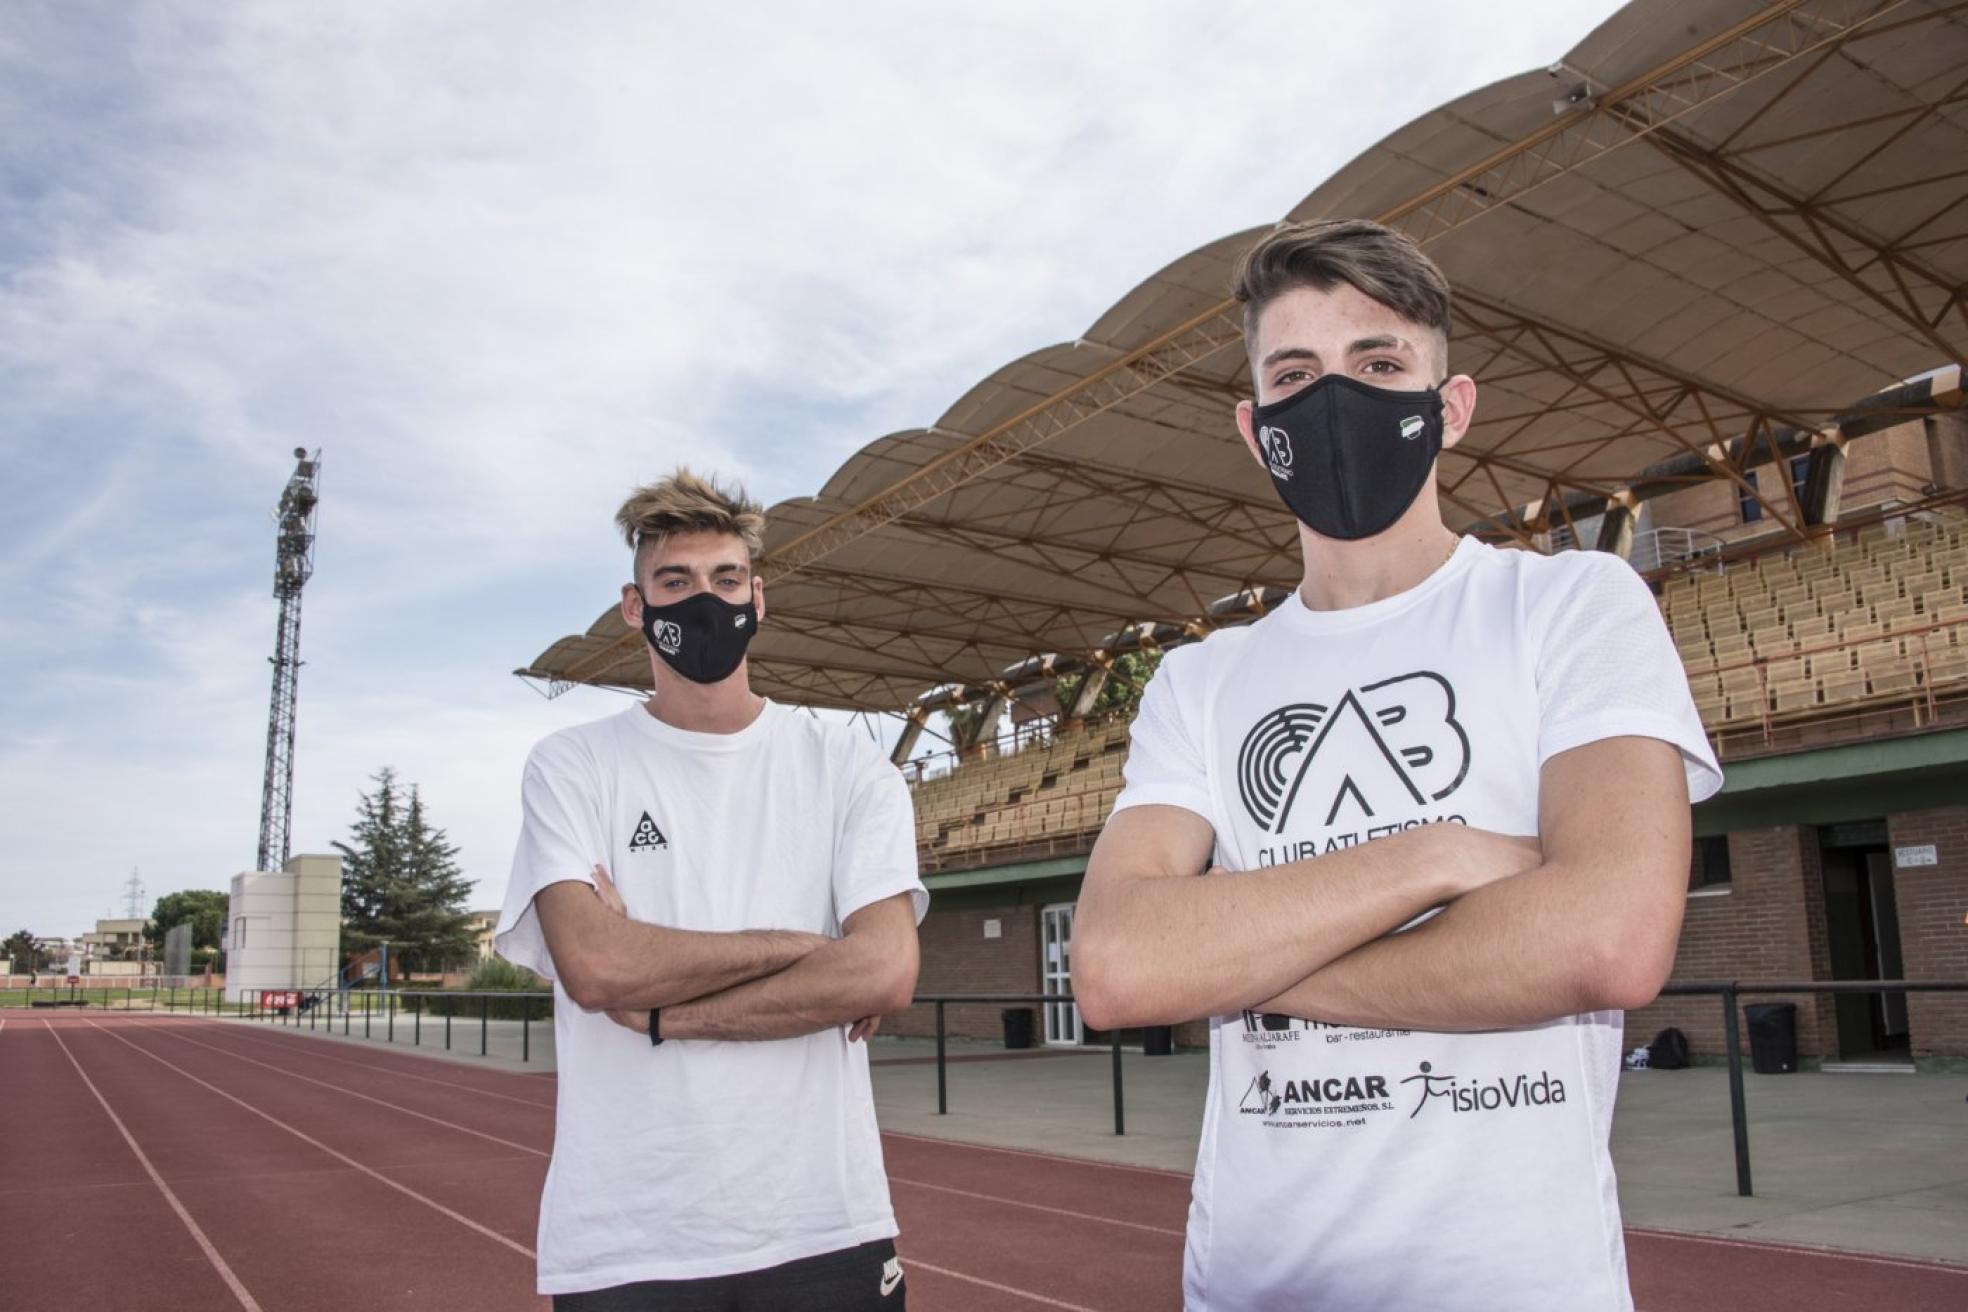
[[1401, 1060, 1567, 1118], [1236, 671, 1470, 833]]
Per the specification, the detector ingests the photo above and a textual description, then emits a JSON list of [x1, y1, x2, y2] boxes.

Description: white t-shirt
[[1114, 538, 1722, 1312], [494, 699, 928, 1296]]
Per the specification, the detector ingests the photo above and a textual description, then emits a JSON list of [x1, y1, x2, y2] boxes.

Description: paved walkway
[[867, 1038, 1968, 1267]]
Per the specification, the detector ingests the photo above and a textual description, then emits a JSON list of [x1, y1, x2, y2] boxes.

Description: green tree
[[1053, 649, 1161, 723], [144, 890, 230, 952], [4, 928, 46, 974], [334, 768, 479, 973]]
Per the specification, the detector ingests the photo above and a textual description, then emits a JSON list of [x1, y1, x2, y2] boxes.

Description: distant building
[[78, 918, 149, 975], [225, 854, 343, 1003], [465, 909, 500, 960]]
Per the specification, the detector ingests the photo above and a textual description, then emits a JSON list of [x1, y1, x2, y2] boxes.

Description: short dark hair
[[1232, 219, 1452, 357]]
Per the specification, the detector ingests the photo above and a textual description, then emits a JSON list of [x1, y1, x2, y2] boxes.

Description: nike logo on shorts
[[880, 1256, 904, 1297]]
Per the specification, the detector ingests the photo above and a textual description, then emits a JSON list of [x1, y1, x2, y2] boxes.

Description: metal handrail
[[1685, 614, 1968, 745], [86, 977, 1960, 1195], [1638, 980, 1965, 1198], [913, 982, 1968, 1189], [912, 993, 1130, 1136]]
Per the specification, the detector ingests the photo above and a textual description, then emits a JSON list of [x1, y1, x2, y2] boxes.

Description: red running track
[[1, 1011, 1962, 1312]]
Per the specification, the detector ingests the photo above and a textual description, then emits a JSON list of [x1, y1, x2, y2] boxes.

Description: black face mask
[[637, 587, 758, 685], [1249, 374, 1446, 541]]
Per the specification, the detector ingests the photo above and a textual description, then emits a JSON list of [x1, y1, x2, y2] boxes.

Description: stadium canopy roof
[[521, 0, 1968, 713]]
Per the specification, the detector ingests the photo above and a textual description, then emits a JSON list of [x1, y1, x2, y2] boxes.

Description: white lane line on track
[[1626, 1226, 1968, 1275], [148, 1025, 552, 1160], [881, 1130, 1194, 1180], [148, 1023, 1158, 1308], [84, 1020, 536, 1261], [888, 1176, 1184, 1238], [48, 1027, 264, 1312], [904, 1257, 1105, 1311], [170, 1017, 558, 1110], [153, 1026, 1184, 1244]]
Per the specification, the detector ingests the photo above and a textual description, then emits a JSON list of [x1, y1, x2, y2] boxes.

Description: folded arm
[[1257, 735, 1691, 1032], [658, 892, 920, 1041], [1070, 805, 1538, 1030], [534, 876, 828, 1012]]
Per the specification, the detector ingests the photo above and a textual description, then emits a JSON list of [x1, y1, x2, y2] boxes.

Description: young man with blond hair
[[495, 468, 926, 1309], [1074, 220, 1722, 1311]]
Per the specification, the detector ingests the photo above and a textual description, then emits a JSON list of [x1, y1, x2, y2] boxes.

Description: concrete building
[[465, 909, 500, 960], [224, 854, 343, 1004]]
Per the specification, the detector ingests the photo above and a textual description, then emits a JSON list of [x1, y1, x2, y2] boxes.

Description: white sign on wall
[[1894, 844, 1938, 869], [982, 919, 1002, 939]]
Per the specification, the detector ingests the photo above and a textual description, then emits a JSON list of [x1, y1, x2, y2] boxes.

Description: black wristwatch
[[648, 1008, 664, 1046]]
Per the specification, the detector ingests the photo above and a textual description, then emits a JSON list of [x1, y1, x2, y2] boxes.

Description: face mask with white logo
[[1249, 374, 1446, 541], [637, 587, 758, 685]]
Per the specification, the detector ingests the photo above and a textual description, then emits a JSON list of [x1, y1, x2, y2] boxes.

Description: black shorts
[[552, 1239, 906, 1312]]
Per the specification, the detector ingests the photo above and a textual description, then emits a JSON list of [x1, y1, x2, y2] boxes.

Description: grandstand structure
[[520, 1, 1968, 1067]]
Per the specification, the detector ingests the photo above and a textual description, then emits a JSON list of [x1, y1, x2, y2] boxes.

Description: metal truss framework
[[535, 0, 1967, 710]]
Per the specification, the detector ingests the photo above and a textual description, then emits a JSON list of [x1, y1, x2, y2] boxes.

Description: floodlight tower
[[256, 448, 322, 874]]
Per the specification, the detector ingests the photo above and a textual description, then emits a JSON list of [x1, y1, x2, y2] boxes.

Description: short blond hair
[[615, 468, 767, 572]]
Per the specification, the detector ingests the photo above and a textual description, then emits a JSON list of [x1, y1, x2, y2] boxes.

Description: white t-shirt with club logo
[[494, 699, 927, 1295], [1114, 538, 1722, 1312]]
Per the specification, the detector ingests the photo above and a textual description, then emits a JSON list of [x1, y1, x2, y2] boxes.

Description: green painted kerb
[[923, 853, 1089, 894], [1695, 726, 1968, 835], [1711, 726, 1968, 794]]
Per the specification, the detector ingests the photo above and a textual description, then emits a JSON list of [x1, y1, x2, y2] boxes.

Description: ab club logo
[[1236, 671, 1470, 834], [627, 811, 669, 853], [652, 620, 684, 655], [1257, 425, 1294, 482]]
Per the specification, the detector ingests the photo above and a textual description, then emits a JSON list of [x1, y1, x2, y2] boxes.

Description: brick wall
[[1886, 807, 1968, 1060], [1625, 826, 1831, 1061], [888, 903, 1040, 1041], [1841, 423, 1934, 512], [1644, 417, 1934, 545]]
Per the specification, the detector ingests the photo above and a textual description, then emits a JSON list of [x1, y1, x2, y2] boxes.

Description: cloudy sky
[[1, 1, 1625, 940]]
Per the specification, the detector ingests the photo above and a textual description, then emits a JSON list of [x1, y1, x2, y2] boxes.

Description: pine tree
[[335, 767, 405, 960], [397, 785, 478, 972], [334, 769, 479, 973]]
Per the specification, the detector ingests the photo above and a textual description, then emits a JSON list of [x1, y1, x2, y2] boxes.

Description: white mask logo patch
[[1258, 425, 1294, 481], [1399, 415, 1426, 440]]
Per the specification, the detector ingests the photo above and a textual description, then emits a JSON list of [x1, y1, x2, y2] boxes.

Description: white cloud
[[0, 0, 1626, 935]]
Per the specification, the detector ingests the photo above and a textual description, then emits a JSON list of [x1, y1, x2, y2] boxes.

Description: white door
[[1041, 903, 1081, 1045]]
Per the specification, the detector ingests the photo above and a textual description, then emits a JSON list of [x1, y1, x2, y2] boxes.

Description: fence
[[917, 993, 1130, 1135], [17, 978, 1965, 1198], [3, 983, 246, 1013], [243, 988, 554, 1062], [1658, 979, 1968, 1197]]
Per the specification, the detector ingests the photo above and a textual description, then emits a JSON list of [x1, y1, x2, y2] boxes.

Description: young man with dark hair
[[495, 468, 925, 1309], [1074, 220, 1722, 1311]]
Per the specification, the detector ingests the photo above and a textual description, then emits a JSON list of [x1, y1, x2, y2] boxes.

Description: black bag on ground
[[1647, 1026, 1690, 1070]]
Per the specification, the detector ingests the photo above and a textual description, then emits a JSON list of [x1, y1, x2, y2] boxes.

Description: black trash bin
[[1143, 1025, 1174, 1056], [1001, 1007, 1035, 1050], [1745, 1002, 1798, 1074]]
